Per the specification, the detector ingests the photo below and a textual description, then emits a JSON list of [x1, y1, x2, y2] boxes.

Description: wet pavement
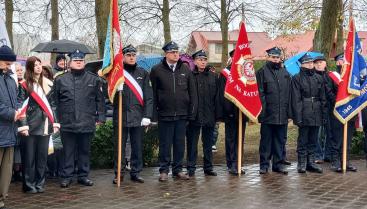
[[6, 160, 367, 209]]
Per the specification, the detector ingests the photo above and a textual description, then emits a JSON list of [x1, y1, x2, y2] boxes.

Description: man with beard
[[256, 47, 290, 175]]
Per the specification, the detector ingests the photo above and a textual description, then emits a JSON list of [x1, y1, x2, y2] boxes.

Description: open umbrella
[[31, 39, 96, 54], [284, 52, 324, 76]]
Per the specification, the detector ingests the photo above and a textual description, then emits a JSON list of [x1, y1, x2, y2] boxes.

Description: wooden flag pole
[[342, 123, 347, 173], [117, 91, 123, 187], [238, 109, 243, 176]]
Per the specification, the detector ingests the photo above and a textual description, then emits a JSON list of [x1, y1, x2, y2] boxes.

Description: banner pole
[[342, 123, 347, 173], [238, 109, 242, 176], [117, 91, 123, 187]]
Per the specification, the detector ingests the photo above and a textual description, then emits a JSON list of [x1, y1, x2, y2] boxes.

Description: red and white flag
[[18, 97, 29, 117], [224, 21, 262, 121]]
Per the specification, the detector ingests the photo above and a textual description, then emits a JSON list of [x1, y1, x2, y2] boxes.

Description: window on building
[[215, 44, 222, 54]]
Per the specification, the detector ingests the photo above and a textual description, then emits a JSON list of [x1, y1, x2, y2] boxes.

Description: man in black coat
[[256, 47, 290, 175], [217, 49, 247, 175], [0, 45, 20, 209], [313, 55, 334, 164], [112, 45, 153, 184], [52, 50, 106, 188], [150, 41, 197, 182], [186, 50, 218, 177], [291, 53, 327, 173], [330, 53, 357, 172]]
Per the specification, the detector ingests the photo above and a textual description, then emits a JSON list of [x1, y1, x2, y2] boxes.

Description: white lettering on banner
[[342, 105, 353, 114], [235, 84, 242, 92], [238, 43, 249, 50], [227, 74, 234, 83], [243, 90, 258, 97]]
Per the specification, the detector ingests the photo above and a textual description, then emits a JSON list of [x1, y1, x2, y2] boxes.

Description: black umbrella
[[31, 39, 96, 54]]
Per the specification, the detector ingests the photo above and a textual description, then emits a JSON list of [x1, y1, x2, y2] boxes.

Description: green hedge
[[91, 121, 159, 168]]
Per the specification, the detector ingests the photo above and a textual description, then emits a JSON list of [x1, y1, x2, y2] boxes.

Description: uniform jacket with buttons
[[256, 62, 291, 125], [150, 58, 197, 121], [291, 68, 327, 127], [112, 63, 153, 127], [51, 69, 106, 133]]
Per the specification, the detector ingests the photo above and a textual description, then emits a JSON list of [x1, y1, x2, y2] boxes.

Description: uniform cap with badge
[[266, 47, 282, 57], [68, 50, 85, 61], [298, 53, 314, 64], [123, 45, 137, 55], [162, 41, 179, 52], [192, 50, 207, 59]]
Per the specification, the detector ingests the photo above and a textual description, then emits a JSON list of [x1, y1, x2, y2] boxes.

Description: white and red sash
[[20, 81, 54, 124], [328, 71, 342, 86], [220, 67, 231, 79], [119, 70, 144, 106]]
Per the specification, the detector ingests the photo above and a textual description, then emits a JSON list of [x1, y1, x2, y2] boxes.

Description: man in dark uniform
[[186, 50, 218, 177], [291, 53, 326, 173], [52, 50, 106, 187], [218, 49, 247, 175], [256, 47, 290, 175], [330, 53, 358, 172], [313, 55, 333, 163], [150, 41, 197, 182], [112, 45, 153, 184]]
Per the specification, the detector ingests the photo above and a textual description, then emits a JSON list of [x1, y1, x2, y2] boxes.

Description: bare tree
[[313, 0, 343, 59], [95, 0, 110, 58], [5, 0, 13, 46]]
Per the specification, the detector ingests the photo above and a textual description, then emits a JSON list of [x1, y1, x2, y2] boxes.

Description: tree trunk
[[335, 0, 344, 55], [5, 0, 13, 47], [95, 0, 111, 58], [313, 0, 342, 60], [50, 0, 59, 63], [220, 0, 228, 68], [162, 0, 171, 44]]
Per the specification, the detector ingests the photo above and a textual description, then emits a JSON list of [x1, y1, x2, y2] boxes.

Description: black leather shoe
[[282, 160, 292, 166], [298, 168, 306, 173], [186, 171, 195, 177], [306, 165, 323, 173], [131, 176, 144, 183], [204, 170, 217, 176], [347, 165, 357, 172], [113, 175, 124, 184], [37, 187, 45, 193], [24, 189, 37, 194], [259, 168, 268, 174], [272, 167, 288, 175], [60, 179, 72, 188], [77, 178, 94, 186]]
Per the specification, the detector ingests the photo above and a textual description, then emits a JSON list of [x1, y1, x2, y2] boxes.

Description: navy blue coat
[[0, 71, 18, 147]]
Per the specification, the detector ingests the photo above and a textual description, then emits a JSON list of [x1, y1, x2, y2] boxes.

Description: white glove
[[117, 83, 124, 91], [141, 118, 151, 126]]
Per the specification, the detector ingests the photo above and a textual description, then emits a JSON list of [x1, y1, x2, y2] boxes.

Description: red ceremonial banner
[[224, 21, 262, 122]]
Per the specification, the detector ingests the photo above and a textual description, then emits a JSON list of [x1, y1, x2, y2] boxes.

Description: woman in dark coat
[[18, 56, 60, 193]]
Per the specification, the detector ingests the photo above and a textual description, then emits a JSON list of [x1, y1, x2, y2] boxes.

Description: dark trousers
[[297, 126, 319, 160], [113, 126, 143, 177], [0, 147, 14, 205], [21, 135, 49, 192], [158, 120, 186, 175], [47, 149, 64, 177], [225, 119, 246, 171], [61, 132, 93, 179], [281, 126, 287, 161], [212, 123, 219, 146], [330, 116, 354, 161], [361, 108, 367, 155], [186, 124, 214, 173], [315, 114, 332, 161], [259, 124, 286, 170]]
